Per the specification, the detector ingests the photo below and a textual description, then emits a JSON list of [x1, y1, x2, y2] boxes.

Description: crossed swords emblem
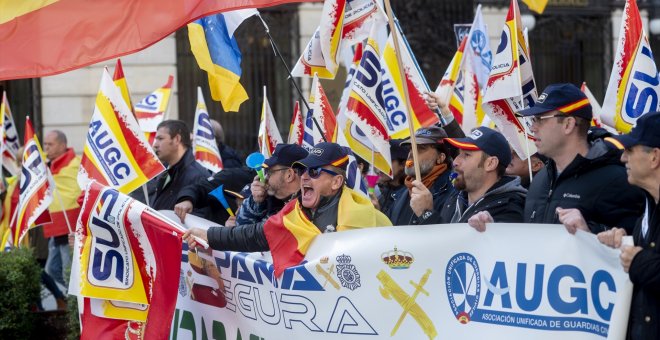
[[315, 264, 340, 290], [377, 269, 437, 339]]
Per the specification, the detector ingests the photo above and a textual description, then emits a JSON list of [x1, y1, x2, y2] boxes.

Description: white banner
[[165, 212, 632, 340]]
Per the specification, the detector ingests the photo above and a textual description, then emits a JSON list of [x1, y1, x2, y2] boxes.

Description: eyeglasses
[[295, 167, 339, 179], [528, 114, 567, 125], [264, 167, 289, 176]]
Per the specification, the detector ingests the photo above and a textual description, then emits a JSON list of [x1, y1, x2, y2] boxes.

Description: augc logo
[[445, 253, 480, 324]]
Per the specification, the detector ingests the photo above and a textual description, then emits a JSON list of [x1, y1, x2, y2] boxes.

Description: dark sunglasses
[[295, 166, 339, 179]]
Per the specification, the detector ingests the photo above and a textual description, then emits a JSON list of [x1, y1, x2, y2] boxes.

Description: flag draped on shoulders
[[0, 91, 21, 176], [188, 10, 254, 112], [192, 87, 224, 173], [601, 0, 658, 133], [291, 0, 346, 79], [482, 0, 538, 160], [44, 148, 82, 238], [135, 75, 174, 145], [11, 117, 52, 246], [258, 86, 283, 158], [0, 0, 307, 80], [78, 69, 165, 194], [263, 186, 391, 277], [70, 181, 184, 340]]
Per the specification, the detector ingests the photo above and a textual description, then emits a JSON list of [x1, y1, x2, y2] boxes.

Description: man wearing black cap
[[235, 144, 308, 226], [518, 83, 643, 234], [506, 150, 546, 189], [439, 127, 526, 226], [183, 142, 391, 275], [386, 126, 457, 226], [596, 112, 660, 340], [375, 139, 409, 214]]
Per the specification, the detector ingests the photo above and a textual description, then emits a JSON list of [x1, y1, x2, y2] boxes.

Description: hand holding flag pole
[[256, 13, 327, 143], [383, 0, 421, 182]]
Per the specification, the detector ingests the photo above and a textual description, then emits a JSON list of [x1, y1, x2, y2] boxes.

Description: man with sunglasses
[[235, 143, 308, 226], [514, 83, 643, 234], [183, 142, 391, 274]]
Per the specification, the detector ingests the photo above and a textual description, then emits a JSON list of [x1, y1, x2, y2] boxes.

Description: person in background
[[210, 119, 242, 168], [375, 139, 409, 214], [505, 150, 546, 189]]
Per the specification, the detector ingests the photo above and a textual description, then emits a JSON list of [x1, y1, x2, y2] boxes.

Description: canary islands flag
[[188, 12, 252, 112]]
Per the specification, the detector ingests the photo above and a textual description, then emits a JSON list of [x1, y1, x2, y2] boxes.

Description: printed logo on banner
[[336, 254, 361, 290], [470, 30, 492, 69], [444, 253, 618, 337], [381, 246, 415, 270], [178, 269, 187, 297], [446, 252, 481, 324]]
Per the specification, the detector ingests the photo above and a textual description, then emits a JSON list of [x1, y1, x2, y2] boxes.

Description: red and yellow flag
[[0, 0, 312, 80], [263, 186, 391, 277]]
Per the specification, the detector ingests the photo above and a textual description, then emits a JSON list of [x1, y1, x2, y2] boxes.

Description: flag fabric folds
[[288, 101, 304, 146], [192, 87, 224, 173], [291, 0, 346, 79], [78, 69, 165, 194], [522, 0, 549, 14], [71, 181, 184, 339], [0, 0, 308, 80], [135, 75, 174, 145], [43, 148, 82, 238], [482, 0, 538, 160], [340, 0, 384, 45], [380, 24, 440, 139], [112, 59, 134, 114], [303, 74, 338, 150], [0, 91, 21, 176], [11, 117, 52, 246], [258, 86, 284, 158], [601, 0, 659, 133], [188, 11, 252, 112], [263, 186, 391, 276]]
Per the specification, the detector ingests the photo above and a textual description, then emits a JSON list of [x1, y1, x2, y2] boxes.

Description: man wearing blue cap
[[597, 112, 660, 340], [235, 143, 308, 226], [184, 142, 391, 276], [439, 127, 527, 226], [517, 83, 643, 234]]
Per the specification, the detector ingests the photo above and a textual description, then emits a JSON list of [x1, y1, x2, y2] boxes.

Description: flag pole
[[52, 183, 74, 234], [256, 13, 327, 143], [516, 13, 534, 183], [383, 0, 421, 182]]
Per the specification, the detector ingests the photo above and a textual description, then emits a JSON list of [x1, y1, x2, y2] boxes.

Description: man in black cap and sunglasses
[[184, 142, 391, 276]]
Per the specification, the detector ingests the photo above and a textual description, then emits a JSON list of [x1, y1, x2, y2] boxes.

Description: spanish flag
[[0, 0, 309, 80], [263, 186, 391, 277], [43, 148, 82, 237]]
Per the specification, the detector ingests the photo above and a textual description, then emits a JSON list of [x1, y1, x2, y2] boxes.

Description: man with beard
[[374, 139, 408, 214], [438, 127, 527, 225], [183, 142, 391, 275], [234, 143, 308, 226], [385, 126, 457, 225]]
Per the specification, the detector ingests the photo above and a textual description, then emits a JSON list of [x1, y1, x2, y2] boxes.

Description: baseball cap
[[263, 144, 308, 168], [608, 111, 660, 149], [517, 83, 592, 121], [445, 127, 512, 166], [292, 142, 349, 170], [401, 125, 448, 145]]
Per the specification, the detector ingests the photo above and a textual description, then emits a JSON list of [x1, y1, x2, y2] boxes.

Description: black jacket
[[219, 143, 243, 169], [150, 149, 210, 211], [627, 193, 660, 340], [176, 166, 255, 224], [385, 169, 455, 226], [207, 191, 342, 251], [524, 140, 644, 234], [439, 176, 527, 223]]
